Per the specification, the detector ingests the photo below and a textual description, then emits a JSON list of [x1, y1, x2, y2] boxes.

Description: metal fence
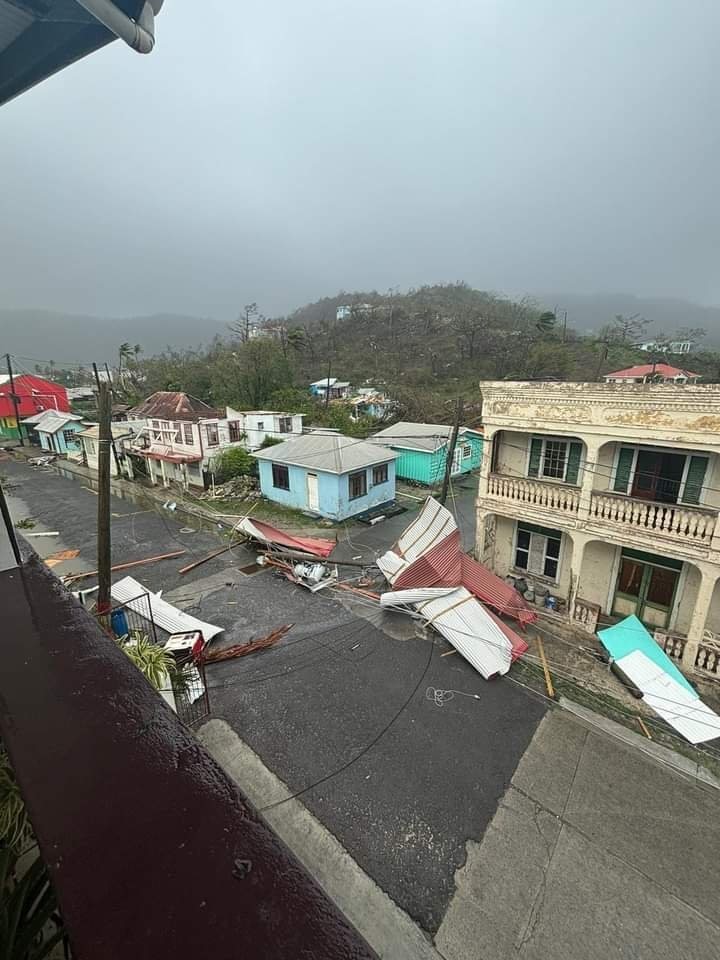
[[95, 593, 210, 726], [171, 655, 211, 727]]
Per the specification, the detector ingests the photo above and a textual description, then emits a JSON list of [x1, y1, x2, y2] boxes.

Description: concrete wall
[[577, 540, 618, 610], [495, 431, 528, 476]]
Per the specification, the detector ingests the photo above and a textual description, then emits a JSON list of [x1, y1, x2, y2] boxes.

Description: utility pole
[[324, 356, 332, 408], [440, 396, 463, 505], [5, 354, 24, 446], [97, 381, 112, 617]]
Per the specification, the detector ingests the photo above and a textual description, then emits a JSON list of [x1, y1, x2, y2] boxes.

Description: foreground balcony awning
[[0, 553, 378, 959], [0, 1, 155, 106]]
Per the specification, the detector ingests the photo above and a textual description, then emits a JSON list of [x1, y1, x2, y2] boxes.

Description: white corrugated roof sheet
[[392, 497, 458, 564], [615, 650, 720, 744], [380, 586, 512, 679], [111, 576, 224, 641]]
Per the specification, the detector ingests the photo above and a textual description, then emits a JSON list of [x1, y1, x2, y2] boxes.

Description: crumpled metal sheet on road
[[111, 575, 224, 641], [380, 586, 525, 679]]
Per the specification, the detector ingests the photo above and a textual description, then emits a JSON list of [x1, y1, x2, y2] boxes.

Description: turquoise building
[[369, 422, 483, 485]]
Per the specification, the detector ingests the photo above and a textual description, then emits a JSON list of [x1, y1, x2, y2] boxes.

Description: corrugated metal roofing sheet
[[615, 650, 720, 744], [393, 498, 458, 562], [377, 498, 536, 627], [598, 615, 695, 694], [237, 517, 336, 558], [382, 586, 513, 679], [111, 576, 224, 641]]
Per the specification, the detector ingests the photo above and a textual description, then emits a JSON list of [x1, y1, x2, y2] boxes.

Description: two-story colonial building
[[476, 380, 720, 680]]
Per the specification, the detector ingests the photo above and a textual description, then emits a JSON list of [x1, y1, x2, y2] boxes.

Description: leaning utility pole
[[440, 396, 463, 505], [5, 354, 24, 446], [97, 381, 112, 616]]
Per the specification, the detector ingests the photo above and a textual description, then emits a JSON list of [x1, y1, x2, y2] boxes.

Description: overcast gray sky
[[2, 0, 718, 321]]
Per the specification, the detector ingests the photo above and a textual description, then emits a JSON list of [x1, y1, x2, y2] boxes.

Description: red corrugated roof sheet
[[239, 518, 336, 558], [605, 362, 700, 379], [392, 528, 536, 627]]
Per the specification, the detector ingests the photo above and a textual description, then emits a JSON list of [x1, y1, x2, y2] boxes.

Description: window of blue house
[[349, 470, 367, 500], [372, 463, 388, 485], [272, 463, 290, 490], [63, 429, 77, 446]]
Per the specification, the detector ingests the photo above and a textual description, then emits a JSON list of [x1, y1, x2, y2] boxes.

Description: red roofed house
[[0, 373, 70, 442], [604, 363, 701, 385], [127, 391, 249, 489]]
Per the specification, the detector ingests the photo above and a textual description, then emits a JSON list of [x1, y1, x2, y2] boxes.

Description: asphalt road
[[1, 457, 544, 933]]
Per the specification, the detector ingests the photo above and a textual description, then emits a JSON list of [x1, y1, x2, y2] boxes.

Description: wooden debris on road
[[535, 635, 556, 700], [45, 549, 80, 568], [335, 583, 381, 600], [202, 624, 293, 663], [178, 545, 232, 575], [637, 715, 653, 740], [63, 550, 186, 583]]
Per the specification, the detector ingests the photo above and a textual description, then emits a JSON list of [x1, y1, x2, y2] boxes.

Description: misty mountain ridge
[[2, 292, 719, 367], [0, 309, 228, 368], [535, 293, 720, 343]]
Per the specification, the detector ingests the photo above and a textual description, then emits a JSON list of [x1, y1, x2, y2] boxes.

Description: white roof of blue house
[[370, 421, 481, 453], [34, 413, 86, 434], [254, 432, 396, 474]]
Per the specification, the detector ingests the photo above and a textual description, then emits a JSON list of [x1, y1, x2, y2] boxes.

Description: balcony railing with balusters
[[589, 491, 718, 546], [486, 474, 580, 513]]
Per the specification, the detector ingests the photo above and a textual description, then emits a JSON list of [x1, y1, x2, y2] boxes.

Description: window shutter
[[565, 442, 582, 485], [682, 456, 708, 505], [528, 438, 542, 478], [613, 447, 634, 493], [528, 533, 545, 574]]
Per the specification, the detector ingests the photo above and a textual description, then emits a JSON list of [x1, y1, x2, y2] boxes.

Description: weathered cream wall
[[674, 565, 702, 634], [488, 513, 574, 598], [594, 444, 615, 492], [704, 455, 720, 510], [706, 579, 720, 634], [578, 540, 617, 610], [491, 515, 516, 575], [495, 431, 528, 476]]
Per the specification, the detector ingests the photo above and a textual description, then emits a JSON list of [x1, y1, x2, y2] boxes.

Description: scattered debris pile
[[198, 475, 260, 500], [236, 517, 338, 591], [378, 498, 534, 679]]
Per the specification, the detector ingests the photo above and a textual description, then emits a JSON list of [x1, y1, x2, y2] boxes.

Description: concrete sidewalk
[[436, 709, 720, 960]]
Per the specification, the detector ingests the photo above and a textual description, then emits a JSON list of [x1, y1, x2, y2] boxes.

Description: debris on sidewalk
[[598, 615, 720, 744], [111, 575, 224, 641], [202, 624, 293, 663], [45, 549, 80, 568]]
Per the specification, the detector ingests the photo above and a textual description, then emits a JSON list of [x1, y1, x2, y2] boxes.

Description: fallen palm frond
[[202, 624, 293, 663]]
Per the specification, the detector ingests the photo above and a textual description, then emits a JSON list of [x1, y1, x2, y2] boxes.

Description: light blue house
[[32, 412, 86, 455], [369, 421, 483, 485], [254, 430, 397, 520]]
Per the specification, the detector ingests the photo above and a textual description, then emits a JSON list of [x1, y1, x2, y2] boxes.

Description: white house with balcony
[[240, 410, 304, 450], [476, 380, 720, 680], [127, 392, 248, 490]]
